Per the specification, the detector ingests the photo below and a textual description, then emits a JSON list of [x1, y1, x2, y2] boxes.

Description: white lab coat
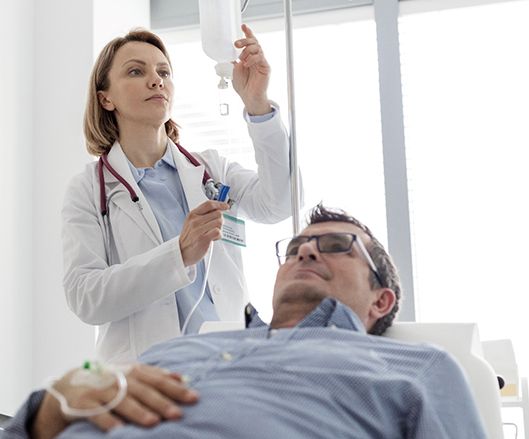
[[62, 109, 293, 364]]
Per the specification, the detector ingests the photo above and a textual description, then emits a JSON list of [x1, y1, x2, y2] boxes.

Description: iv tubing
[[46, 369, 127, 418], [181, 245, 214, 335]]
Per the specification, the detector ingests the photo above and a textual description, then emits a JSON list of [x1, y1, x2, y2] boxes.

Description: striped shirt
[[3, 299, 487, 438]]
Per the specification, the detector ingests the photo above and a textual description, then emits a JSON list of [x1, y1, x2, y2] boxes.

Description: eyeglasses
[[275, 233, 383, 286]]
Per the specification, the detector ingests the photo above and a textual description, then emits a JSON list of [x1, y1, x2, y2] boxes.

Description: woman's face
[[98, 41, 174, 130]]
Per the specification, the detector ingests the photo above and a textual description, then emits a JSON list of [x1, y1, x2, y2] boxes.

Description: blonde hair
[[84, 29, 179, 156]]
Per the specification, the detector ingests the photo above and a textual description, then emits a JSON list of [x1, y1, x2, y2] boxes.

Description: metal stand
[[283, 0, 301, 235]]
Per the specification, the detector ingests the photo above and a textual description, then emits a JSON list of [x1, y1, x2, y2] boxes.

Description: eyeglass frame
[[275, 233, 383, 287]]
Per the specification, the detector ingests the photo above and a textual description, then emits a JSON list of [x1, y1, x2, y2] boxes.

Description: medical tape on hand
[[46, 361, 128, 418]]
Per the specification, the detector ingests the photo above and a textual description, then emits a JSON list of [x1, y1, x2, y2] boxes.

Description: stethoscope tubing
[[98, 143, 211, 217], [99, 154, 139, 216]]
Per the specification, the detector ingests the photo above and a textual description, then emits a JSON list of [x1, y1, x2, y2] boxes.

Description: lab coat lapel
[[168, 141, 214, 263], [105, 143, 163, 245], [168, 140, 208, 211]]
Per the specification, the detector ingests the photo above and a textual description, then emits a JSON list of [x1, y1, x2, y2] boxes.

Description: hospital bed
[[0, 413, 11, 431], [482, 339, 529, 438]]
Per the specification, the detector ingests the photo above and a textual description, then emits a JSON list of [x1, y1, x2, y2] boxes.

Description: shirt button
[[212, 285, 221, 295], [269, 329, 278, 337], [221, 352, 233, 361]]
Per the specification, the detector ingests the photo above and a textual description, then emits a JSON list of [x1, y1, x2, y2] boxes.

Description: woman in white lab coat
[[62, 26, 293, 364]]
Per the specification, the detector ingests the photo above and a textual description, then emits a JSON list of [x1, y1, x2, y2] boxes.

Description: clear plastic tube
[[181, 245, 214, 335], [46, 367, 127, 418]]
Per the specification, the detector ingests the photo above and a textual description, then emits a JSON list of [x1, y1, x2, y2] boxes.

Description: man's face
[[273, 221, 385, 329]]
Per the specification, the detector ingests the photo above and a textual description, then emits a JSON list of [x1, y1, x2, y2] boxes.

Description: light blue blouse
[[127, 148, 217, 334]]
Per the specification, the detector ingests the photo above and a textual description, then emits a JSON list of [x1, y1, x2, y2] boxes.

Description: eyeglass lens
[[284, 233, 355, 257]]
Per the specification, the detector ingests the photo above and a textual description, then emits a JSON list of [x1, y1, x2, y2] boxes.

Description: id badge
[[222, 213, 246, 247]]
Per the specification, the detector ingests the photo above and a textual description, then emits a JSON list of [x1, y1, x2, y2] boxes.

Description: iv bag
[[198, 0, 242, 85]]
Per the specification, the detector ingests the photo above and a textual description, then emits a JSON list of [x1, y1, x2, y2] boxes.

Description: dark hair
[[84, 28, 179, 156], [307, 203, 401, 335]]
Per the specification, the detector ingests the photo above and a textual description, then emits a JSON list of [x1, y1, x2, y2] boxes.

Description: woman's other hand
[[179, 200, 229, 267], [232, 24, 272, 116]]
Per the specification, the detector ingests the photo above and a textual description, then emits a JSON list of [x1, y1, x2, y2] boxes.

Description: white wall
[[0, 0, 34, 417], [0, 0, 149, 416], [93, 0, 150, 55], [32, 0, 99, 411]]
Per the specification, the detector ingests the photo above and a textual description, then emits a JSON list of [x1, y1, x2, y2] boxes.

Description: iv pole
[[283, 0, 301, 235], [240, 0, 300, 233]]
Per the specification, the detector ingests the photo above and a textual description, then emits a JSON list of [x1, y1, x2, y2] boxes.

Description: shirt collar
[[245, 298, 366, 333], [126, 144, 176, 183], [296, 298, 366, 333], [160, 145, 177, 169]]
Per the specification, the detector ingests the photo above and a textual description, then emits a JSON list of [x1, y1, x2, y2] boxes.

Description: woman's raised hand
[[232, 24, 272, 116]]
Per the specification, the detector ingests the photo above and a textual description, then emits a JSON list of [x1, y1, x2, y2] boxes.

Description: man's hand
[[179, 200, 229, 267], [31, 364, 199, 439], [232, 24, 272, 116]]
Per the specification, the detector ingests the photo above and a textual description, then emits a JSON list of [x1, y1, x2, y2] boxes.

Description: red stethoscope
[[98, 143, 230, 217]]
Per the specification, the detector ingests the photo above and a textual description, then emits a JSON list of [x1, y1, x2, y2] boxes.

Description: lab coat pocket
[[109, 205, 158, 261]]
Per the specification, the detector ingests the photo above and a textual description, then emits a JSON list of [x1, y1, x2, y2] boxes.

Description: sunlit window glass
[[400, 1, 529, 376]]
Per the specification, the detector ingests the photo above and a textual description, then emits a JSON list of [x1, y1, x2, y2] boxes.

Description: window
[[400, 1, 529, 373]]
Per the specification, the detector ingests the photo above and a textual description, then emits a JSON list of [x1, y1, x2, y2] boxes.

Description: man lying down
[[3, 205, 487, 439]]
